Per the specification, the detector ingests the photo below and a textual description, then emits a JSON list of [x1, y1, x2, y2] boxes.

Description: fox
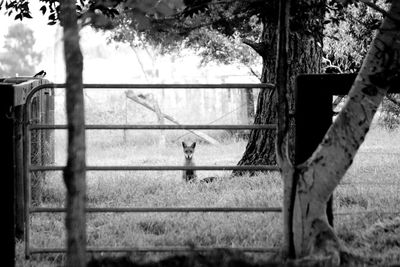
[[182, 141, 217, 183], [182, 141, 197, 182]]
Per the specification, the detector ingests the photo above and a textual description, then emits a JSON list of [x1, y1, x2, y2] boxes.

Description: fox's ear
[[192, 142, 196, 149], [182, 141, 187, 148]]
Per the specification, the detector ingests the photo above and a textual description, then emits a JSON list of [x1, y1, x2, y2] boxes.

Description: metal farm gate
[[22, 74, 400, 258], [23, 83, 281, 258]]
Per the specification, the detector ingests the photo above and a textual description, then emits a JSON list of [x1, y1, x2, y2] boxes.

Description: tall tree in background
[[0, 24, 42, 76], [107, 0, 325, 168], [237, 0, 325, 167]]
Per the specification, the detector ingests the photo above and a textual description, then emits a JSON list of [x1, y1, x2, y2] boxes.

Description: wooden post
[[295, 74, 334, 226], [294, 74, 362, 227], [0, 83, 16, 266], [148, 94, 166, 147], [245, 88, 255, 123], [14, 104, 25, 240]]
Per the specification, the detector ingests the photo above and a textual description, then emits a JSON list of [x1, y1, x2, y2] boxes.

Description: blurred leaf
[[134, 10, 151, 30], [23, 12, 32, 19], [110, 8, 119, 16], [90, 13, 114, 29], [155, 1, 175, 17], [182, 0, 211, 17], [40, 5, 46, 15]]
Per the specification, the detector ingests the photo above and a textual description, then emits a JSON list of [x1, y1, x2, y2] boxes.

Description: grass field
[[16, 126, 400, 266]]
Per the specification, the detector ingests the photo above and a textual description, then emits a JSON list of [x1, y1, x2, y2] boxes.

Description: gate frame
[[23, 83, 281, 258], [0, 77, 54, 266], [22, 76, 400, 258]]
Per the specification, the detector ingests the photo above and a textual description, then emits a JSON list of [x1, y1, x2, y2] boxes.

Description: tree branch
[[173, 0, 237, 19], [242, 39, 268, 57], [248, 66, 262, 81], [357, 0, 399, 23], [125, 91, 220, 145]]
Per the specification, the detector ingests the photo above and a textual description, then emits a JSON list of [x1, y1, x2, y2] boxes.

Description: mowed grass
[[334, 127, 400, 265], [17, 127, 400, 266]]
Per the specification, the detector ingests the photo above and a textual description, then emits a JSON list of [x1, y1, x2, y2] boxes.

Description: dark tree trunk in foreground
[[60, 1, 86, 266], [237, 0, 325, 169]]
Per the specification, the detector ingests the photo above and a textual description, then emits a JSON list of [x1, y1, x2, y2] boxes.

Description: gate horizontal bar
[[81, 83, 275, 89], [29, 246, 279, 254], [39, 83, 275, 89], [334, 210, 400, 215], [30, 207, 282, 213], [29, 165, 279, 171], [29, 124, 276, 130]]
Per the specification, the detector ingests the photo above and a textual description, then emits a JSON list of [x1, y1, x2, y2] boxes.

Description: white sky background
[[0, 3, 262, 126], [0, 3, 260, 84]]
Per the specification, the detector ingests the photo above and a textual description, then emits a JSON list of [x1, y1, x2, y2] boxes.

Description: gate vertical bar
[[24, 101, 32, 259], [48, 88, 55, 164], [295, 74, 334, 226]]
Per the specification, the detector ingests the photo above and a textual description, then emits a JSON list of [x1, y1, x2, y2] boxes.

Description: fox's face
[[182, 141, 196, 160]]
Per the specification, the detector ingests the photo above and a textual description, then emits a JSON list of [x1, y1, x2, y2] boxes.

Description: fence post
[[295, 74, 334, 226], [14, 104, 25, 240], [0, 82, 16, 267]]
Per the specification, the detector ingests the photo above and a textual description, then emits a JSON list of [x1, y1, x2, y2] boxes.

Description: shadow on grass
[[87, 249, 375, 267]]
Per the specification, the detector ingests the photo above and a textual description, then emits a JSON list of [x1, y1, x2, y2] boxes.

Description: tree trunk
[[60, 1, 87, 266], [236, 0, 324, 170], [292, 1, 400, 262]]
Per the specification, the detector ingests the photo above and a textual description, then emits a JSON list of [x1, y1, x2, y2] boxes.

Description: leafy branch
[[356, 0, 399, 22]]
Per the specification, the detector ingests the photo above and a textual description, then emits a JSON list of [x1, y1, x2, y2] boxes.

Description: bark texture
[[60, 1, 87, 266], [293, 1, 400, 261], [236, 0, 324, 169]]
